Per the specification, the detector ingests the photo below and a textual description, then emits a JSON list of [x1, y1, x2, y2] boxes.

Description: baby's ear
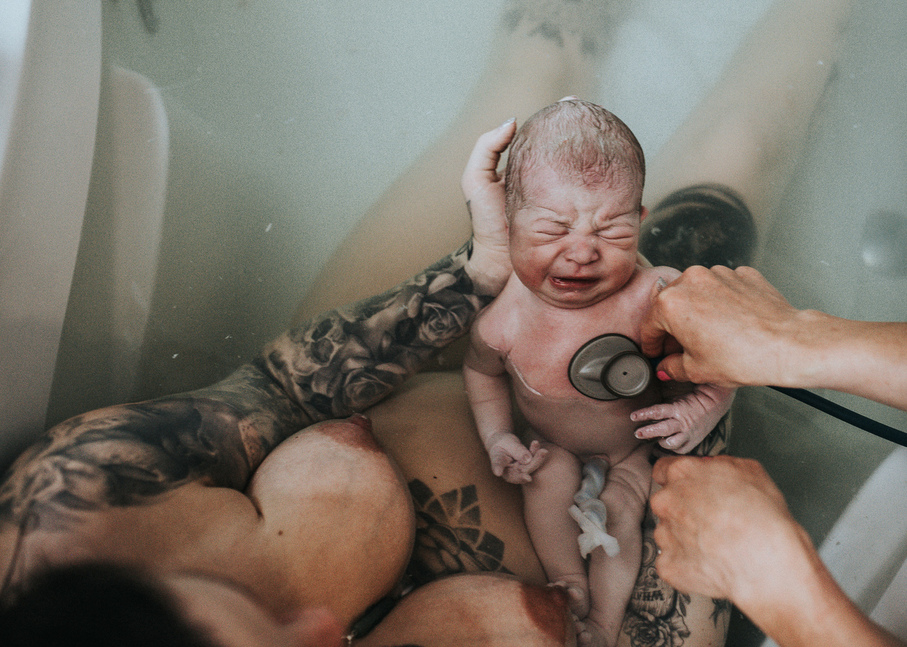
[[639, 206, 649, 222]]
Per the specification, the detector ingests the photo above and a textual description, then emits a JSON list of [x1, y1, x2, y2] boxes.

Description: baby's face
[[509, 164, 644, 309]]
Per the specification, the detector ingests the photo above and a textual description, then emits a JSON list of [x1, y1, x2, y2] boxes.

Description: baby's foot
[[575, 616, 610, 647], [550, 576, 590, 620]]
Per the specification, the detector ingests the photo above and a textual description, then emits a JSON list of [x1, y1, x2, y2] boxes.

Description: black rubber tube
[[769, 386, 907, 448]]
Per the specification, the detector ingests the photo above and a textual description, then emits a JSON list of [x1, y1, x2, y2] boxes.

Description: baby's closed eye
[[596, 224, 636, 245], [532, 222, 571, 239]]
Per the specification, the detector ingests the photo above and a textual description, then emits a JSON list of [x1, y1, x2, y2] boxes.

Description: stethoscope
[[568, 334, 907, 447], [568, 334, 657, 400]]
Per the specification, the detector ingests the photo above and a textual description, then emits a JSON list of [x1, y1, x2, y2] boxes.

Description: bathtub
[[0, 0, 904, 643], [0, 0, 101, 466], [738, 0, 907, 639]]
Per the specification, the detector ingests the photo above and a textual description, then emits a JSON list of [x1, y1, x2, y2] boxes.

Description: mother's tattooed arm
[[0, 242, 496, 548], [260, 241, 495, 422]]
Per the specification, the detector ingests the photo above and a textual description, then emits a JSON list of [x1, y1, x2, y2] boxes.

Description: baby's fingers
[[502, 469, 533, 485], [658, 433, 691, 452], [634, 418, 682, 441], [631, 403, 676, 423], [490, 451, 520, 477], [522, 446, 549, 474]]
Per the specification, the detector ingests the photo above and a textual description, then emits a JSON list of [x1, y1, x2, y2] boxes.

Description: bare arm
[[651, 455, 905, 647], [640, 265, 907, 411], [0, 243, 499, 544], [462, 352, 514, 449], [0, 124, 516, 592], [463, 319, 548, 484]]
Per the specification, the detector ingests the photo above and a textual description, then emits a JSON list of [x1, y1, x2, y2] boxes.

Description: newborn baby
[[463, 99, 734, 647]]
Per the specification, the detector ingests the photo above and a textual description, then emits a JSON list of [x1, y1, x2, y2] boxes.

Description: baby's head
[[504, 100, 645, 222], [503, 101, 648, 309]]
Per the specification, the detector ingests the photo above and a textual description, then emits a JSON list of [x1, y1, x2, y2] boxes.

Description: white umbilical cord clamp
[[569, 458, 620, 558]]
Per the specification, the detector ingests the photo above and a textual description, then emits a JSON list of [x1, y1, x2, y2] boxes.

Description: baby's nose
[[563, 236, 599, 264]]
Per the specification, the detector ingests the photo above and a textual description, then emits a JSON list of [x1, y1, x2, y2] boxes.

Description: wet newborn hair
[[504, 99, 645, 219]]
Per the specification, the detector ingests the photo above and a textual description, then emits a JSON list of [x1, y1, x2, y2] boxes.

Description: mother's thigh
[[366, 371, 547, 585], [369, 372, 730, 647]]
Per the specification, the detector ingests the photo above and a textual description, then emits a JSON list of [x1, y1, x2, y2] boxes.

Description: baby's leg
[[580, 444, 653, 647], [522, 441, 589, 618]]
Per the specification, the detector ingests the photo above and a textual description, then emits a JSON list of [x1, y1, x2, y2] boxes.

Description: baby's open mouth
[[550, 277, 597, 289]]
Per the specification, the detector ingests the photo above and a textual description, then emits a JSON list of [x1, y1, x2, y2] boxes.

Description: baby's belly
[[514, 379, 659, 462]]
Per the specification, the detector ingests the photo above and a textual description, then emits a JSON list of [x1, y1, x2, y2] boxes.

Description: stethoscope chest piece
[[568, 334, 653, 400]]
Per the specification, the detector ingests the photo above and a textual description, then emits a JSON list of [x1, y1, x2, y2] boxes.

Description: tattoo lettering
[[406, 479, 512, 585], [621, 509, 732, 646], [261, 248, 493, 421]]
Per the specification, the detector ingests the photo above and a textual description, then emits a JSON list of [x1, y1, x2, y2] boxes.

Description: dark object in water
[[640, 183, 757, 271]]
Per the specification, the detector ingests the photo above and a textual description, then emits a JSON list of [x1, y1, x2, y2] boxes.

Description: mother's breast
[[245, 417, 415, 624]]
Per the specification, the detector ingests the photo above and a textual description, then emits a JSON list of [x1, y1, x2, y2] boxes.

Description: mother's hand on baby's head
[[461, 119, 517, 293]]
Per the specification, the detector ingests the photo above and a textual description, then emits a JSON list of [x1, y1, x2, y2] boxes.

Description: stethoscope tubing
[[569, 335, 907, 447], [769, 386, 907, 448]]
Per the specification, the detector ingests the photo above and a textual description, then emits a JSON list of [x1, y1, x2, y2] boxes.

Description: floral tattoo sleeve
[[1, 242, 492, 512], [0, 241, 494, 596], [260, 241, 493, 421]]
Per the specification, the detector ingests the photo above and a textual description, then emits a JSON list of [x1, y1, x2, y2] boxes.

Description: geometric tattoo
[[406, 479, 512, 585]]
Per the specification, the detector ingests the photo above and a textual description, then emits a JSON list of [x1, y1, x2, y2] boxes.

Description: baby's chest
[[504, 312, 642, 398]]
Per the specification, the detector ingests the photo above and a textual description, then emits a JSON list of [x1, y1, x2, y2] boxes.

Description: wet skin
[[0, 415, 415, 628]]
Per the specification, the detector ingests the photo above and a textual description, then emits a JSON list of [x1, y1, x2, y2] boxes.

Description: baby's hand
[[485, 433, 548, 484], [631, 384, 735, 453]]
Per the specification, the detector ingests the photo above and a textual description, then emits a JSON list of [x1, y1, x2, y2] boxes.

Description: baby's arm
[[463, 319, 548, 483], [631, 381, 735, 453]]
